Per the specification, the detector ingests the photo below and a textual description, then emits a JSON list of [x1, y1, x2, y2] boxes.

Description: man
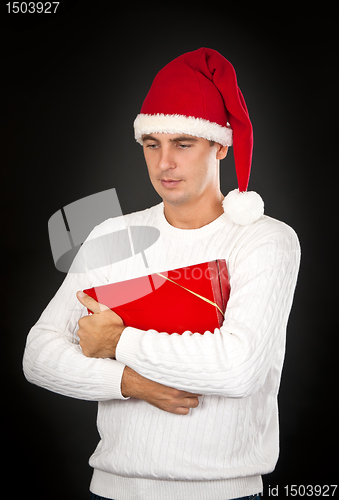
[[23, 48, 300, 500]]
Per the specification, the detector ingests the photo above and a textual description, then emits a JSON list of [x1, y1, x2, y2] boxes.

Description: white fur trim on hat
[[134, 113, 233, 146], [222, 189, 264, 225]]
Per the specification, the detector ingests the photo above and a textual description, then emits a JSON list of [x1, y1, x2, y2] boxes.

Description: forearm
[[23, 326, 127, 400], [121, 365, 201, 415], [23, 265, 128, 401], [117, 325, 263, 398]]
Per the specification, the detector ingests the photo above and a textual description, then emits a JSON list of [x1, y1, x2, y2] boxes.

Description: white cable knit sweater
[[23, 202, 300, 500]]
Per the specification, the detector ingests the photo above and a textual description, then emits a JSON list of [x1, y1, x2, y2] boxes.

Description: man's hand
[[76, 291, 125, 358], [121, 366, 201, 415]]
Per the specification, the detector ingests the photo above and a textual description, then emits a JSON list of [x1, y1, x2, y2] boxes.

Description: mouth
[[160, 179, 182, 188]]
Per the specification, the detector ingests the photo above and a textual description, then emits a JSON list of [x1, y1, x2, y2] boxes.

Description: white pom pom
[[222, 189, 264, 225]]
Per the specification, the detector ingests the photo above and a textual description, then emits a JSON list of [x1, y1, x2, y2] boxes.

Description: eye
[[146, 143, 159, 149], [178, 143, 191, 149]]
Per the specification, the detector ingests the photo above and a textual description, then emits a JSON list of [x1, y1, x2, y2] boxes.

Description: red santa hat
[[134, 47, 264, 225]]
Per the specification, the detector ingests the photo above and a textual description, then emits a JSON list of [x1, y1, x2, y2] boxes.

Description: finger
[[176, 407, 190, 415], [184, 397, 200, 408], [76, 291, 110, 313]]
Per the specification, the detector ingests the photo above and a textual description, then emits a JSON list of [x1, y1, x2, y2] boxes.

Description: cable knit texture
[[23, 202, 300, 500]]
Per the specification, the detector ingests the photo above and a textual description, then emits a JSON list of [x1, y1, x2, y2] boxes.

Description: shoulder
[[241, 214, 299, 244], [251, 215, 299, 244], [228, 215, 300, 262], [224, 215, 301, 288]]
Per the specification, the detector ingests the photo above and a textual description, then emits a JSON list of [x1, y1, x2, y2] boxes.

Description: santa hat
[[134, 47, 264, 225]]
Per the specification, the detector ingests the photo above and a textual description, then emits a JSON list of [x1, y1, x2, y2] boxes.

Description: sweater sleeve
[[22, 231, 128, 401], [116, 223, 301, 398]]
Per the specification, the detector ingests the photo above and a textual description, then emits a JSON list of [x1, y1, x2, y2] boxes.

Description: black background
[[2, 2, 337, 499]]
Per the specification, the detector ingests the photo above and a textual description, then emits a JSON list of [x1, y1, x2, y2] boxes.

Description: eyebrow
[[170, 136, 198, 143], [142, 134, 160, 142], [142, 134, 198, 143]]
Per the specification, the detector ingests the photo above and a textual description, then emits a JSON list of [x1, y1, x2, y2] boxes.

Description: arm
[[22, 254, 128, 402], [121, 366, 200, 415], [115, 225, 301, 398]]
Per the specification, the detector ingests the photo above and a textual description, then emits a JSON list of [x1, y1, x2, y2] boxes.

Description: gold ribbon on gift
[[156, 273, 225, 317]]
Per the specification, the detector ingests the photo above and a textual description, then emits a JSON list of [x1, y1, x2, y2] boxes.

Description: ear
[[216, 145, 228, 160]]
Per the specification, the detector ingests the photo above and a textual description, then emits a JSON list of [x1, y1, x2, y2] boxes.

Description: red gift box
[[83, 260, 230, 334]]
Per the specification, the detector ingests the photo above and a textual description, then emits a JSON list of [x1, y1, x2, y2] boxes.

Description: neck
[[163, 192, 225, 229]]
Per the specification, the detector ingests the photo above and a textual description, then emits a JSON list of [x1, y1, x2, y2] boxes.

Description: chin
[[163, 193, 192, 206], [153, 182, 193, 206]]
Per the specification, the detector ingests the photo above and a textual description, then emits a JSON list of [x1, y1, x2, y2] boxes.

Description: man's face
[[142, 133, 227, 208]]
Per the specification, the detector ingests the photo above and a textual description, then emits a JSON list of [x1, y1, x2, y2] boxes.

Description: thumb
[[76, 290, 110, 313]]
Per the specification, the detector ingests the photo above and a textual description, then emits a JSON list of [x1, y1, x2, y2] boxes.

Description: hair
[[209, 141, 215, 147]]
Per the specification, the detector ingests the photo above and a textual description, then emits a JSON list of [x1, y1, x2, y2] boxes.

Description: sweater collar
[[154, 202, 230, 240]]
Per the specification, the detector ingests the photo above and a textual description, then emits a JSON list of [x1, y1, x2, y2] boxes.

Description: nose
[[158, 146, 176, 171]]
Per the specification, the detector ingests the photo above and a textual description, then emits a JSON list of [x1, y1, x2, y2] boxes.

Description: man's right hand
[[121, 366, 201, 415]]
